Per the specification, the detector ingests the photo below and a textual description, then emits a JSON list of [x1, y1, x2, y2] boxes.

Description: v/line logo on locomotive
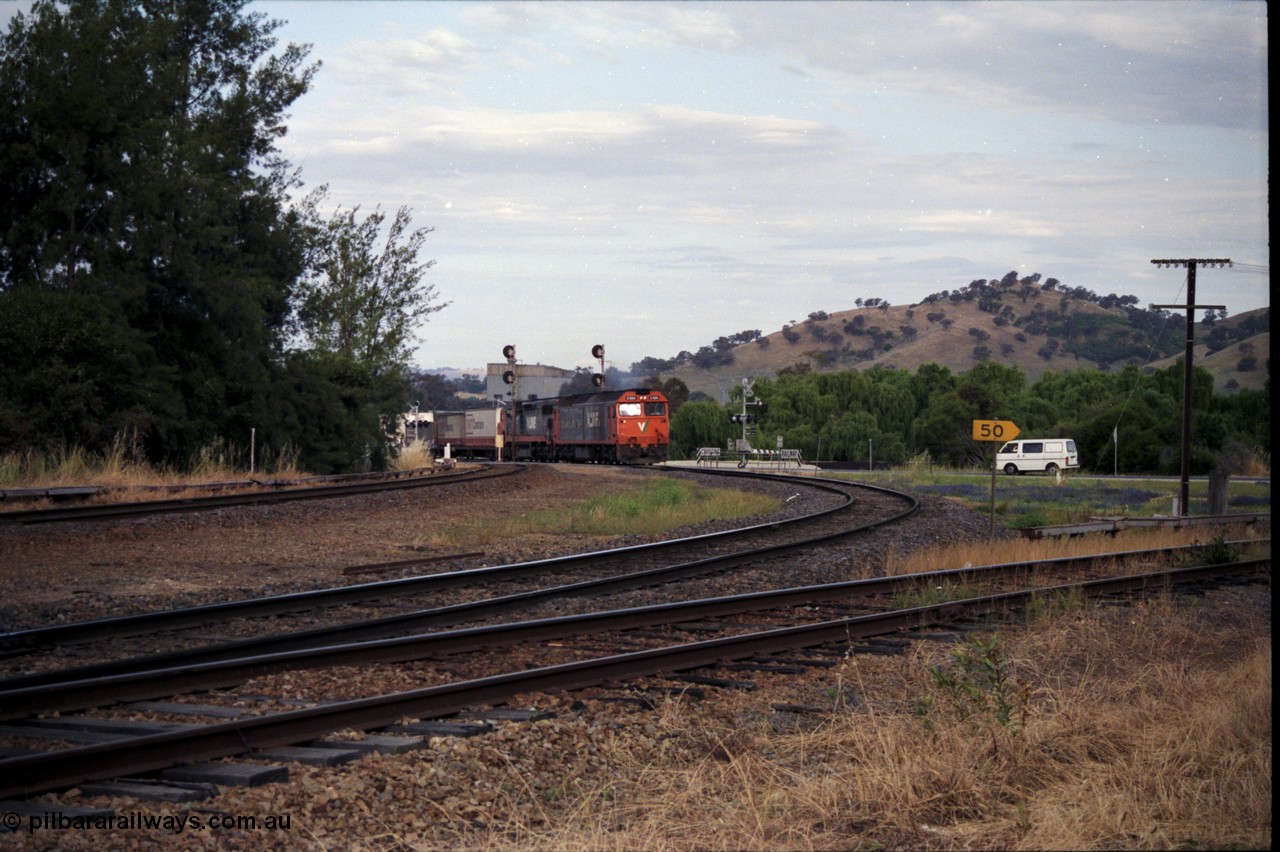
[[392, 389, 670, 465]]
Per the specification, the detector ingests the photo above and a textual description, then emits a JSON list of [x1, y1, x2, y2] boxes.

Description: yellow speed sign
[[972, 420, 1021, 442]]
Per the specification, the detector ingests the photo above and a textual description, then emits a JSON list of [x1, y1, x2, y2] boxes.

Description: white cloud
[[259, 0, 1267, 372]]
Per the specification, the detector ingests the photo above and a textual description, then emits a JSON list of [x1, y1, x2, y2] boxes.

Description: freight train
[[422, 388, 670, 465]]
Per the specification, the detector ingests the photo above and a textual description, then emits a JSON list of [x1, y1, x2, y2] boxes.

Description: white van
[[996, 439, 1079, 475]]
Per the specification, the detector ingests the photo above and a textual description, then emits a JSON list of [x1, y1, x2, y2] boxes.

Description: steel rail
[[0, 466, 455, 504], [3, 532, 1260, 692], [0, 476, 911, 686], [0, 470, 868, 651], [0, 464, 514, 526], [0, 554, 1265, 719], [0, 559, 1265, 800]]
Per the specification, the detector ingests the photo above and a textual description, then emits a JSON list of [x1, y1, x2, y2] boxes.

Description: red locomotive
[[428, 388, 669, 464]]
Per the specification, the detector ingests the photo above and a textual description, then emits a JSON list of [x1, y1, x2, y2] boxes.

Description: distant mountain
[[422, 367, 485, 381], [643, 276, 1269, 401]]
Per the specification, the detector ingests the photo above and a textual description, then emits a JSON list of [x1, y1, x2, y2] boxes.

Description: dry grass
[[883, 525, 1270, 577], [671, 300, 1269, 398], [1240, 449, 1271, 478], [391, 443, 437, 472], [0, 441, 148, 489], [0, 433, 304, 490], [451, 587, 1271, 851]]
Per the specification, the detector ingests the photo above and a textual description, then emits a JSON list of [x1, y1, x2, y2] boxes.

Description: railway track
[[0, 542, 1266, 717], [0, 556, 1267, 801], [0, 471, 896, 674], [0, 463, 515, 526], [0, 467, 1268, 812], [6, 532, 1256, 690]]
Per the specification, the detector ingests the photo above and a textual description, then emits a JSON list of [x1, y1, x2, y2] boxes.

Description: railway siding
[[0, 465, 1267, 849]]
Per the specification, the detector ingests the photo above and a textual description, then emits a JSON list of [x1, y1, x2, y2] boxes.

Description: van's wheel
[[1003, 463, 1018, 475], [1045, 463, 1059, 475]]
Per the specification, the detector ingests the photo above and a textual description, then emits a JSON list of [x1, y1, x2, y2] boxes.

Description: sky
[[3, 1, 1270, 375]]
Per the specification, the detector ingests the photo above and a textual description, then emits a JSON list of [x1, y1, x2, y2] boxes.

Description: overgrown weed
[[922, 633, 1027, 730], [882, 527, 1250, 577], [892, 578, 979, 609], [449, 589, 1270, 851], [1, 433, 307, 490]]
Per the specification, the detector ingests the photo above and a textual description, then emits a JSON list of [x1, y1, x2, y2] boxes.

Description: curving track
[[0, 472, 907, 674], [0, 467, 1268, 804]]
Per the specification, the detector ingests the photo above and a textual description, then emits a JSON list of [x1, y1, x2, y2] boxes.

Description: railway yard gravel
[[0, 465, 989, 629], [0, 465, 1269, 851]]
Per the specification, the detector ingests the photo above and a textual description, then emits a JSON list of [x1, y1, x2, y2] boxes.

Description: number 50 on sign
[[972, 420, 1020, 442]]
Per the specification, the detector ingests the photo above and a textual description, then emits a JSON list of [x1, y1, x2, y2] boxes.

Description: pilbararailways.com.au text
[[9, 809, 292, 835]]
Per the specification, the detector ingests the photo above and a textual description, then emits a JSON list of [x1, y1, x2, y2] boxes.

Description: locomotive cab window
[[619, 403, 643, 416], [644, 402, 666, 416]]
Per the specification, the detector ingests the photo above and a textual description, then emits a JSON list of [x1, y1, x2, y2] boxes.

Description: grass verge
[[837, 470, 1270, 528], [417, 477, 782, 548], [441, 588, 1270, 851], [882, 526, 1271, 577], [0, 435, 303, 489]]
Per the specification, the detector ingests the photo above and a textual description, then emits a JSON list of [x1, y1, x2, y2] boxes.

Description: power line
[[1226, 262, 1269, 273]]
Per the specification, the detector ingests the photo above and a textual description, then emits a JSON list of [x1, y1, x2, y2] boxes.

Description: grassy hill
[[650, 279, 1268, 402], [1146, 313, 1269, 392]]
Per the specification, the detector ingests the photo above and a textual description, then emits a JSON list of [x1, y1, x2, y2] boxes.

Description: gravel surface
[[0, 465, 985, 630], [0, 466, 674, 628], [4, 463, 1202, 851]]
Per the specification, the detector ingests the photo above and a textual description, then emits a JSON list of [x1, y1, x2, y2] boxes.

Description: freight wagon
[[417, 388, 669, 465], [430, 408, 506, 460]]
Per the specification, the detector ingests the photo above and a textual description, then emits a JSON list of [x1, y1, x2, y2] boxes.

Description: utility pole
[[1150, 258, 1230, 515]]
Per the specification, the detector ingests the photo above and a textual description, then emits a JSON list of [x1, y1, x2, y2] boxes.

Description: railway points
[[0, 463, 1268, 841]]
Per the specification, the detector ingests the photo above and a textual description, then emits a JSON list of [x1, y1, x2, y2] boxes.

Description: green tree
[[1211, 380, 1270, 455], [868, 375, 917, 452], [0, 0, 317, 463], [909, 363, 957, 411], [0, 287, 153, 450], [288, 199, 445, 470], [644, 376, 691, 415], [914, 388, 984, 466], [958, 361, 1026, 410], [271, 350, 387, 474], [296, 199, 445, 369], [818, 410, 876, 461], [781, 422, 818, 459], [668, 401, 734, 459]]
